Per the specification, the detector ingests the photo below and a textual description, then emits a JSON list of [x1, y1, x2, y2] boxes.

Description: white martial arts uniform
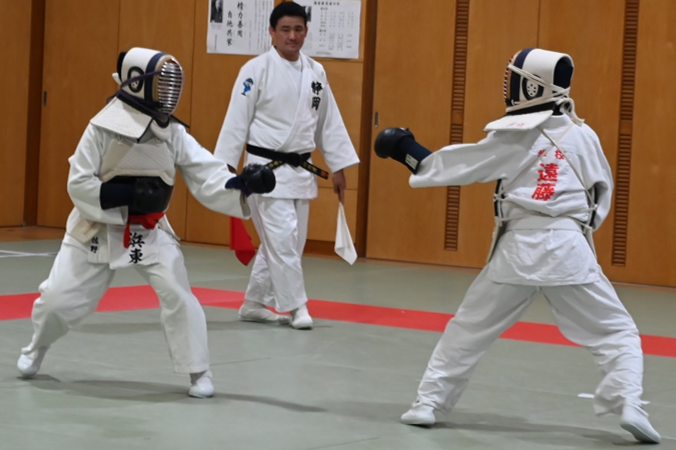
[[215, 48, 359, 312], [411, 114, 645, 416], [22, 121, 250, 374]]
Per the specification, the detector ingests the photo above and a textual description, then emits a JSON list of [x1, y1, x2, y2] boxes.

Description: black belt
[[246, 144, 329, 179]]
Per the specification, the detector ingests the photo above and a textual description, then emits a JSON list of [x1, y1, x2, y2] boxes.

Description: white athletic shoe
[[290, 305, 313, 330], [17, 347, 49, 378], [620, 404, 661, 444], [401, 400, 436, 426], [238, 301, 289, 325], [188, 370, 214, 398]]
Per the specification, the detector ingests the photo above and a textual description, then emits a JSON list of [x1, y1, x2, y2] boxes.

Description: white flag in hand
[[335, 203, 357, 265]]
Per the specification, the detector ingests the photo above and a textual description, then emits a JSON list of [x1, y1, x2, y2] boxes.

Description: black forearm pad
[[374, 127, 431, 174], [100, 182, 134, 210], [398, 137, 432, 174]]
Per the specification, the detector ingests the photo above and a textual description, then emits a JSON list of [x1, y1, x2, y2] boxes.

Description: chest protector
[[66, 137, 177, 244], [100, 137, 175, 185]]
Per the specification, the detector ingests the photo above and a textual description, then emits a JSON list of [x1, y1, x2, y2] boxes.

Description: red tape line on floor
[[2, 286, 675, 358]]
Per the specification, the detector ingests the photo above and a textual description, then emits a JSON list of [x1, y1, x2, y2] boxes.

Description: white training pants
[[22, 230, 210, 374], [416, 266, 644, 416], [244, 196, 309, 313]]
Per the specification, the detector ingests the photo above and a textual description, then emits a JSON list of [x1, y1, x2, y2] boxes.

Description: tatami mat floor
[[1, 227, 674, 450]]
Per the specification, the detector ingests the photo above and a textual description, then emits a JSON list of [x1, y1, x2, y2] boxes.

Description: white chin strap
[[505, 63, 584, 125]]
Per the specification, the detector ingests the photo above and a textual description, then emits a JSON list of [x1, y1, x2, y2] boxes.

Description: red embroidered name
[[537, 149, 565, 160], [532, 163, 560, 201], [532, 182, 556, 200], [532, 147, 566, 201], [537, 163, 559, 182]]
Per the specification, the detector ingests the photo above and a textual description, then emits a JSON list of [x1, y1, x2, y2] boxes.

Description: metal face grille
[[157, 59, 184, 114]]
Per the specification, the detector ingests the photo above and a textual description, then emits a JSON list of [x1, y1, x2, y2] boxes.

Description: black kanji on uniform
[[129, 248, 143, 264], [311, 96, 321, 110], [90, 236, 99, 254], [311, 81, 323, 95], [129, 232, 145, 248]]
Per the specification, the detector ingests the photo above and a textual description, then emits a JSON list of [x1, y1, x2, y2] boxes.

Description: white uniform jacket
[[214, 48, 360, 199], [65, 122, 250, 248], [411, 115, 614, 286]]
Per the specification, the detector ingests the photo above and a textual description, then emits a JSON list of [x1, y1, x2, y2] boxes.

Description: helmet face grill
[[503, 50, 524, 107], [156, 59, 183, 115], [502, 59, 512, 105]]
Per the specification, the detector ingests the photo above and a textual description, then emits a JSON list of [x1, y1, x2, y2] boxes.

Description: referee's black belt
[[246, 144, 329, 179]]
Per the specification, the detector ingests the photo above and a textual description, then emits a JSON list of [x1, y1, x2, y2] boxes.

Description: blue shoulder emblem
[[241, 78, 254, 96]]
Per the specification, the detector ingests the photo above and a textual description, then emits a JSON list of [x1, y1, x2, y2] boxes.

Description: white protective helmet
[[486, 48, 583, 131], [91, 48, 185, 139], [115, 47, 184, 117]]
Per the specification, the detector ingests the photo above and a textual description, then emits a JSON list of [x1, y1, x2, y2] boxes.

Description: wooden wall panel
[[538, 0, 625, 274], [366, 0, 676, 287], [186, 0, 255, 245], [453, 0, 540, 268], [22, 0, 45, 227], [309, 188, 358, 241], [610, 0, 639, 269], [118, 0, 197, 239], [443, 0, 469, 252], [367, 0, 540, 267], [38, 0, 120, 227], [0, 1, 31, 226], [312, 61, 362, 194], [355, 0, 378, 255], [622, 0, 676, 286], [367, 0, 457, 262]]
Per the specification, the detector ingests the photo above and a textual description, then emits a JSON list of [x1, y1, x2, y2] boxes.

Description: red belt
[[124, 212, 165, 248]]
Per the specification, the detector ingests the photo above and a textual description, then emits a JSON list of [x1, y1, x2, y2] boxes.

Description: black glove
[[99, 176, 172, 214], [100, 181, 134, 210], [374, 127, 432, 174], [130, 177, 173, 214], [225, 163, 276, 196]]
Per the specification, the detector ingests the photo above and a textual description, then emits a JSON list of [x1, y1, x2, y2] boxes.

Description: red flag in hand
[[230, 217, 256, 266]]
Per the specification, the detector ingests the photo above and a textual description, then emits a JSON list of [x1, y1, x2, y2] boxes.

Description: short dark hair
[[269, 1, 307, 28]]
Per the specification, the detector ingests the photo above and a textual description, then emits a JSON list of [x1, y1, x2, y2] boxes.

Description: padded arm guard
[[374, 128, 432, 174]]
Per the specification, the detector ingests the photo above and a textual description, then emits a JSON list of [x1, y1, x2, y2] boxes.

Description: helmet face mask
[[155, 57, 183, 115], [116, 48, 184, 119], [503, 48, 574, 114]]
